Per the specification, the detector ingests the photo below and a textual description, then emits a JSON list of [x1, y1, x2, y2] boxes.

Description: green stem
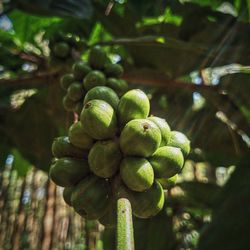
[[116, 197, 135, 250]]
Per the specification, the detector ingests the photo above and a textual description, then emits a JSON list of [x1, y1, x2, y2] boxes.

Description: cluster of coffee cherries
[[48, 32, 87, 64], [60, 46, 128, 115], [49, 47, 190, 226]]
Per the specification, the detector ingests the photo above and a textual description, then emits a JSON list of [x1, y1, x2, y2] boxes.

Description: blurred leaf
[[167, 195, 212, 215], [9, 10, 61, 44], [133, 205, 175, 250], [11, 148, 31, 177], [197, 158, 250, 250], [12, 0, 93, 19], [3, 88, 60, 172], [0, 29, 20, 48], [179, 181, 221, 207], [220, 73, 250, 115], [0, 131, 11, 168], [102, 228, 116, 250]]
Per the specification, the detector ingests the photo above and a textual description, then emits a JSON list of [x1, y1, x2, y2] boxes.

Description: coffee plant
[[49, 46, 190, 247], [1, 1, 250, 250]]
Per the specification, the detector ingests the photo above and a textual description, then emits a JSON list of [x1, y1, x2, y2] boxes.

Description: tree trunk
[[0, 164, 14, 247], [10, 177, 27, 250], [41, 179, 57, 250]]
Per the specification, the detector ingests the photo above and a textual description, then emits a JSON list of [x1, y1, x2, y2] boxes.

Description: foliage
[[0, 0, 250, 249]]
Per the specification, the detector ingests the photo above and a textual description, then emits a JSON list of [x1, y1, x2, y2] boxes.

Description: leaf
[[133, 205, 175, 250], [102, 228, 116, 250], [178, 181, 221, 208], [11, 148, 31, 177], [3, 88, 61, 172], [8, 10, 61, 44], [197, 158, 250, 250], [13, 0, 93, 19], [0, 29, 20, 48]]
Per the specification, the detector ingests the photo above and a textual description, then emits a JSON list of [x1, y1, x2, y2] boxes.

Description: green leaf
[[11, 148, 31, 177], [12, 0, 93, 19], [197, 159, 250, 250], [133, 205, 175, 250], [3, 88, 61, 172], [179, 181, 221, 208], [0, 29, 20, 48], [9, 10, 61, 44]]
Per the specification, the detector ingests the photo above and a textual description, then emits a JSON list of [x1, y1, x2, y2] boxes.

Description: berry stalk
[[116, 197, 134, 250]]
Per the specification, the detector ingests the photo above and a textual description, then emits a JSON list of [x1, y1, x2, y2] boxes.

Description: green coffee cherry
[[71, 175, 111, 220], [68, 121, 94, 150], [149, 146, 184, 178], [128, 181, 165, 219], [52, 136, 88, 159], [72, 61, 91, 81], [157, 175, 177, 190], [60, 74, 75, 90], [168, 131, 190, 157], [120, 119, 161, 157], [49, 157, 89, 187], [63, 187, 74, 206], [88, 140, 122, 178], [63, 95, 76, 111], [84, 86, 119, 110], [118, 89, 150, 125], [80, 100, 118, 140], [148, 116, 171, 146], [120, 157, 154, 192], [106, 78, 128, 97], [105, 63, 124, 78], [83, 70, 106, 91], [88, 46, 108, 70], [53, 42, 70, 58], [67, 82, 84, 101]]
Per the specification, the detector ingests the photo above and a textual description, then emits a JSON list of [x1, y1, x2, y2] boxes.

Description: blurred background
[[0, 0, 250, 249]]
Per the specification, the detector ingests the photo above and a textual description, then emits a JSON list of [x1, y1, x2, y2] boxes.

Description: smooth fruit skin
[[71, 175, 111, 220], [105, 63, 124, 78], [84, 86, 119, 110], [149, 146, 184, 178], [72, 61, 91, 80], [120, 119, 161, 157], [88, 46, 108, 70], [52, 136, 88, 159], [157, 175, 177, 190], [106, 78, 128, 97], [67, 82, 84, 101], [118, 89, 150, 125], [63, 95, 76, 111], [68, 121, 94, 150], [63, 187, 74, 206], [53, 42, 70, 58], [80, 100, 117, 140], [83, 70, 106, 91], [49, 157, 89, 187], [128, 181, 165, 219], [98, 199, 116, 228], [148, 116, 171, 146], [60, 74, 75, 90], [120, 157, 154, 192], [88, 140, 122, 178], [168, 131, 190, 157]]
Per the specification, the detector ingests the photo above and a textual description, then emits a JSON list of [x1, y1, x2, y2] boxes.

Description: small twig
[[18, 52, 45, 65], [123, 70, 218, 92], [105, 1, 114, 16], [0, 70, 61, 87]]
